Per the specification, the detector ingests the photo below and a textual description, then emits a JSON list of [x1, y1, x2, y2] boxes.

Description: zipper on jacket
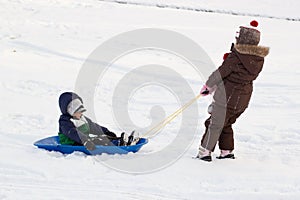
[[234, 95, 241, 110]]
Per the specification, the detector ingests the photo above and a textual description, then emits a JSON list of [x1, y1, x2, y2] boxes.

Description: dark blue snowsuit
[[58, 92, 117, 145]]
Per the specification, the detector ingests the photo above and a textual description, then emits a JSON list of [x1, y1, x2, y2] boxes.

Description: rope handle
[[142, 94, 202, 138]]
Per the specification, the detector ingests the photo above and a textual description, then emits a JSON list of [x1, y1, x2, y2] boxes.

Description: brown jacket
[[206, 44, 269, 111]]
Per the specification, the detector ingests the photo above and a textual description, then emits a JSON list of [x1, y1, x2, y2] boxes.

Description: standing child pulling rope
[[197, 20, 269, 162]]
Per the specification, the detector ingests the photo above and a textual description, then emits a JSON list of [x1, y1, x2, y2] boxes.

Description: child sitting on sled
[[58, 92, 139, 151]]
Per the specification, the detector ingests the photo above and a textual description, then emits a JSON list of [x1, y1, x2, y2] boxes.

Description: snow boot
[[196, 147, 212, 162], [216, 150, 235, 159], [119, 132, 129, 146], [127, 131, 140, 146]]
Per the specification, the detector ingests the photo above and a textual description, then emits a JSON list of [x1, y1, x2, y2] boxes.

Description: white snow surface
[[1, 0, 300, 199], [100, 0, 300, 20]]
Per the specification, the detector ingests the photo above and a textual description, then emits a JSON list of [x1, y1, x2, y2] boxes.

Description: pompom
[[223, 53, 230, 60], [250, 20, 258, 27]]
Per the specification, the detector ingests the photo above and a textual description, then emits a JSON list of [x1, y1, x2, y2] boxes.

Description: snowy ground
[[99, 0, 300, 21], [1, 0, 300, 199]]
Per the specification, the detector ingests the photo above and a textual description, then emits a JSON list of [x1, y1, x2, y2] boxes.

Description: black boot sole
[[216, 154, 235, 159], [195, 155, 212, 162]]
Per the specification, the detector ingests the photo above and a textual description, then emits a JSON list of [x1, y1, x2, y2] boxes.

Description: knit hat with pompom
[[236, 20, 260, 45]]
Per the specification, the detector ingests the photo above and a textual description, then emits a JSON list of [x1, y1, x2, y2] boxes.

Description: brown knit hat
[[236, 20, 260, 45]]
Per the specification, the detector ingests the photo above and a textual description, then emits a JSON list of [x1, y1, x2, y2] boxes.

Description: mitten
[[83, 140, 96, 151], [200, 85, 210, 96]]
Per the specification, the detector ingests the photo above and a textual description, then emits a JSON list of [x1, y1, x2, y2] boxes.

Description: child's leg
[[218, 125, 234, 150], [200, 104, 227, 151], [200, 116, 213, 150], [201, 116, 211, 140], [104, 132, 119, 140], [218, 110, 244, 151]]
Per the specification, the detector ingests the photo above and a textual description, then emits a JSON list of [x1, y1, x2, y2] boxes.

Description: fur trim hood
[[234, 44, 269, 58]]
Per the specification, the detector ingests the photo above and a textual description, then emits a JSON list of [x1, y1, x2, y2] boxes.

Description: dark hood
[[58, 92, 83, 115], [233, 44, 269, 75]]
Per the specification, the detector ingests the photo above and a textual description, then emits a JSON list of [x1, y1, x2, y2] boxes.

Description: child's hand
[[200, 85, 210, 96], [200, 85, 217, 96], [84, 140, 96, 151]]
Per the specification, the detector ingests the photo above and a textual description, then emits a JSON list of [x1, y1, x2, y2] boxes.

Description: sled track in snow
[[98, 0, 300, 22]]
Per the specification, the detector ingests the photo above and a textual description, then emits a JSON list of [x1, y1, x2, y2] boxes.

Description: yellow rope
[[142, 94, 202, 138]]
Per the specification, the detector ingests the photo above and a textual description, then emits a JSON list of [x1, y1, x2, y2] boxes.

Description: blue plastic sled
[[34, 136, 148, 155]]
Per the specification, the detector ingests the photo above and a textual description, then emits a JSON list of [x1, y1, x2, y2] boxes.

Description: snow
[[99, 0, 300, 20], [1, 0, 300, 199]]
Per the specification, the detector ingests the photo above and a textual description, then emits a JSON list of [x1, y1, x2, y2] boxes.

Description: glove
[[200, 85, 217, 96], [83, 140, 96, 151], [200, 85, 210, 96]]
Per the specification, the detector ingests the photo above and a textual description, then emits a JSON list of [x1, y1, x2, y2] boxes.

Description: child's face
[[72, 112, 83, 120]]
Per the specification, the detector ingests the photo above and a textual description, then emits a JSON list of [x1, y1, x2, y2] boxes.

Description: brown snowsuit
[[201, 43, 269, 151]]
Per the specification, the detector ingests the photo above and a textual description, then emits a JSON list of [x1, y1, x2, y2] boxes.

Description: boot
[[127, 131, 140, 146], [216, 150, 235, 159], [119, 132, 129, 146], [196, 147, 212, 162]]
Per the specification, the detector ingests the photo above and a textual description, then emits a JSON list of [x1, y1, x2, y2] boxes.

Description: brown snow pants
[[200, 104, 244, 151]]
